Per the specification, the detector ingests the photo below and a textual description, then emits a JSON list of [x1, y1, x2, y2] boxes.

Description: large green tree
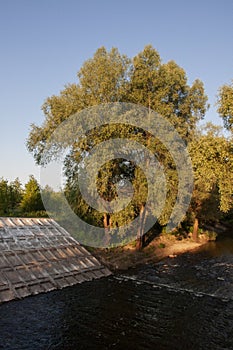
[[27, 45, 209, 248]]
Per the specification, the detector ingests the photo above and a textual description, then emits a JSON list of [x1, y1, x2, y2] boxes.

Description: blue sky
[[0, 0, 232, 185]]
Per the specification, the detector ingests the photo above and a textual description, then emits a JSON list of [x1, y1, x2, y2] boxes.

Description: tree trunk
[[136, 205, 146, 250], [103, 213, 109, 230], [103, 213, 111, 246], [192, 217, 199, 242]]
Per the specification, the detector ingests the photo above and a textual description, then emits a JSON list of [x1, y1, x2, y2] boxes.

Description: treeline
[[0, 175, 46, 217]]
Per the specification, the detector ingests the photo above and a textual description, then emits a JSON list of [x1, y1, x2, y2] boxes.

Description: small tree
[[20, 175, 44, 214]]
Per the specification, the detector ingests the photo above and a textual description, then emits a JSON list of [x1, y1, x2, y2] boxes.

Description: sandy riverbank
[[93, 234, 210, 271]]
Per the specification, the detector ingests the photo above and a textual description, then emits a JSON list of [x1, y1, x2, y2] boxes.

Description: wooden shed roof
[[0, 217, 111, 303]]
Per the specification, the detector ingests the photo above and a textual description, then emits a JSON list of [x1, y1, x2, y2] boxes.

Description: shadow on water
[[198, 236, 233, 257], [0, 236, 233, 350]]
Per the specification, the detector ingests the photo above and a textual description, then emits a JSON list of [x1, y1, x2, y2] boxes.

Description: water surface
[[0, 238, 233, 350]]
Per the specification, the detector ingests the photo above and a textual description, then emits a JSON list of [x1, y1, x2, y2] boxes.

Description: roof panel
[[0, 217, 111, 303]]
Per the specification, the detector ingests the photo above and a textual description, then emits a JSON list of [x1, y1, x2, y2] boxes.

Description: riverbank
[[93, 234, 211, 271]]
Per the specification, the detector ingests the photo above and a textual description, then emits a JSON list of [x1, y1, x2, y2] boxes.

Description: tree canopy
[[0, 176, 46, 217], [27, 45, 208, 165], [0, 178, 22, 215], [25, 45, 232, 248], [217, 80, 233, 132], [188, 123, 233, 239], [20, 175, 45, 213]]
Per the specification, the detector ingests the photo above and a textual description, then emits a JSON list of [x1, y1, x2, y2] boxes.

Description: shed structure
[[0, 217, 111, 303]]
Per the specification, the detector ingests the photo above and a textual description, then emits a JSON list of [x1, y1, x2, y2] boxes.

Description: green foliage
[[78, 46, 131, 105], [0, 177, 23, 215], [20, 175, 44, 214], [189, 123, 233, 226], [158, 242, 166, 248], [21, 210, 48, 218], [27, 45, 208, 164], [217, 80, 233, 132], [27, 45, 233, 247], [129, 46, 208, 140], [204, 230, 217, 241]]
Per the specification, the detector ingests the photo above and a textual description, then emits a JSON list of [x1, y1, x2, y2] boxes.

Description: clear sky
[[0, 0, 232, 185]]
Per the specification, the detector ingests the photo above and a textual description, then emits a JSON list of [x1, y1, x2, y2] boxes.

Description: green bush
[[158, 242, 166, 248]]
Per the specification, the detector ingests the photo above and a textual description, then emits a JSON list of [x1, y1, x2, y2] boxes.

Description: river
[[0, 236, 233, 350]]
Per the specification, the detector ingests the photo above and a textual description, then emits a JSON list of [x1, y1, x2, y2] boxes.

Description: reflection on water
[[198, 237, 233, 257], [0, 237, 233, 350]]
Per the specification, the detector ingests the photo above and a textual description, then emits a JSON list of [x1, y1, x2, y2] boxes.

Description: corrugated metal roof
[[0, 217, 111, 303]]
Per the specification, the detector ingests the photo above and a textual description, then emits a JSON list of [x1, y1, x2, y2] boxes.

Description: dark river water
[[1, 237, 233, 350]]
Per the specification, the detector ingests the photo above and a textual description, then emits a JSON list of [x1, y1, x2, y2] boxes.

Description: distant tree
[[20, 175, 44, 213], [0, 178, 9, 214], [217, 80, 233, 132], [8, 178, 23, 212], [0, 177, 23, 215]]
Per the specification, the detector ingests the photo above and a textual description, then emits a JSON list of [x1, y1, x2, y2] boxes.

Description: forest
[[1, 45, 233, 249]]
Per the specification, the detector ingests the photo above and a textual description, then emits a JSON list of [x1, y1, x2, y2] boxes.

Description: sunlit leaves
[[217, 80, 233, 132]]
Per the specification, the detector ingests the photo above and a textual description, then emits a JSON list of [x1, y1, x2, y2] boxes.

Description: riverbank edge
[[92, 234, 212, 272]]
